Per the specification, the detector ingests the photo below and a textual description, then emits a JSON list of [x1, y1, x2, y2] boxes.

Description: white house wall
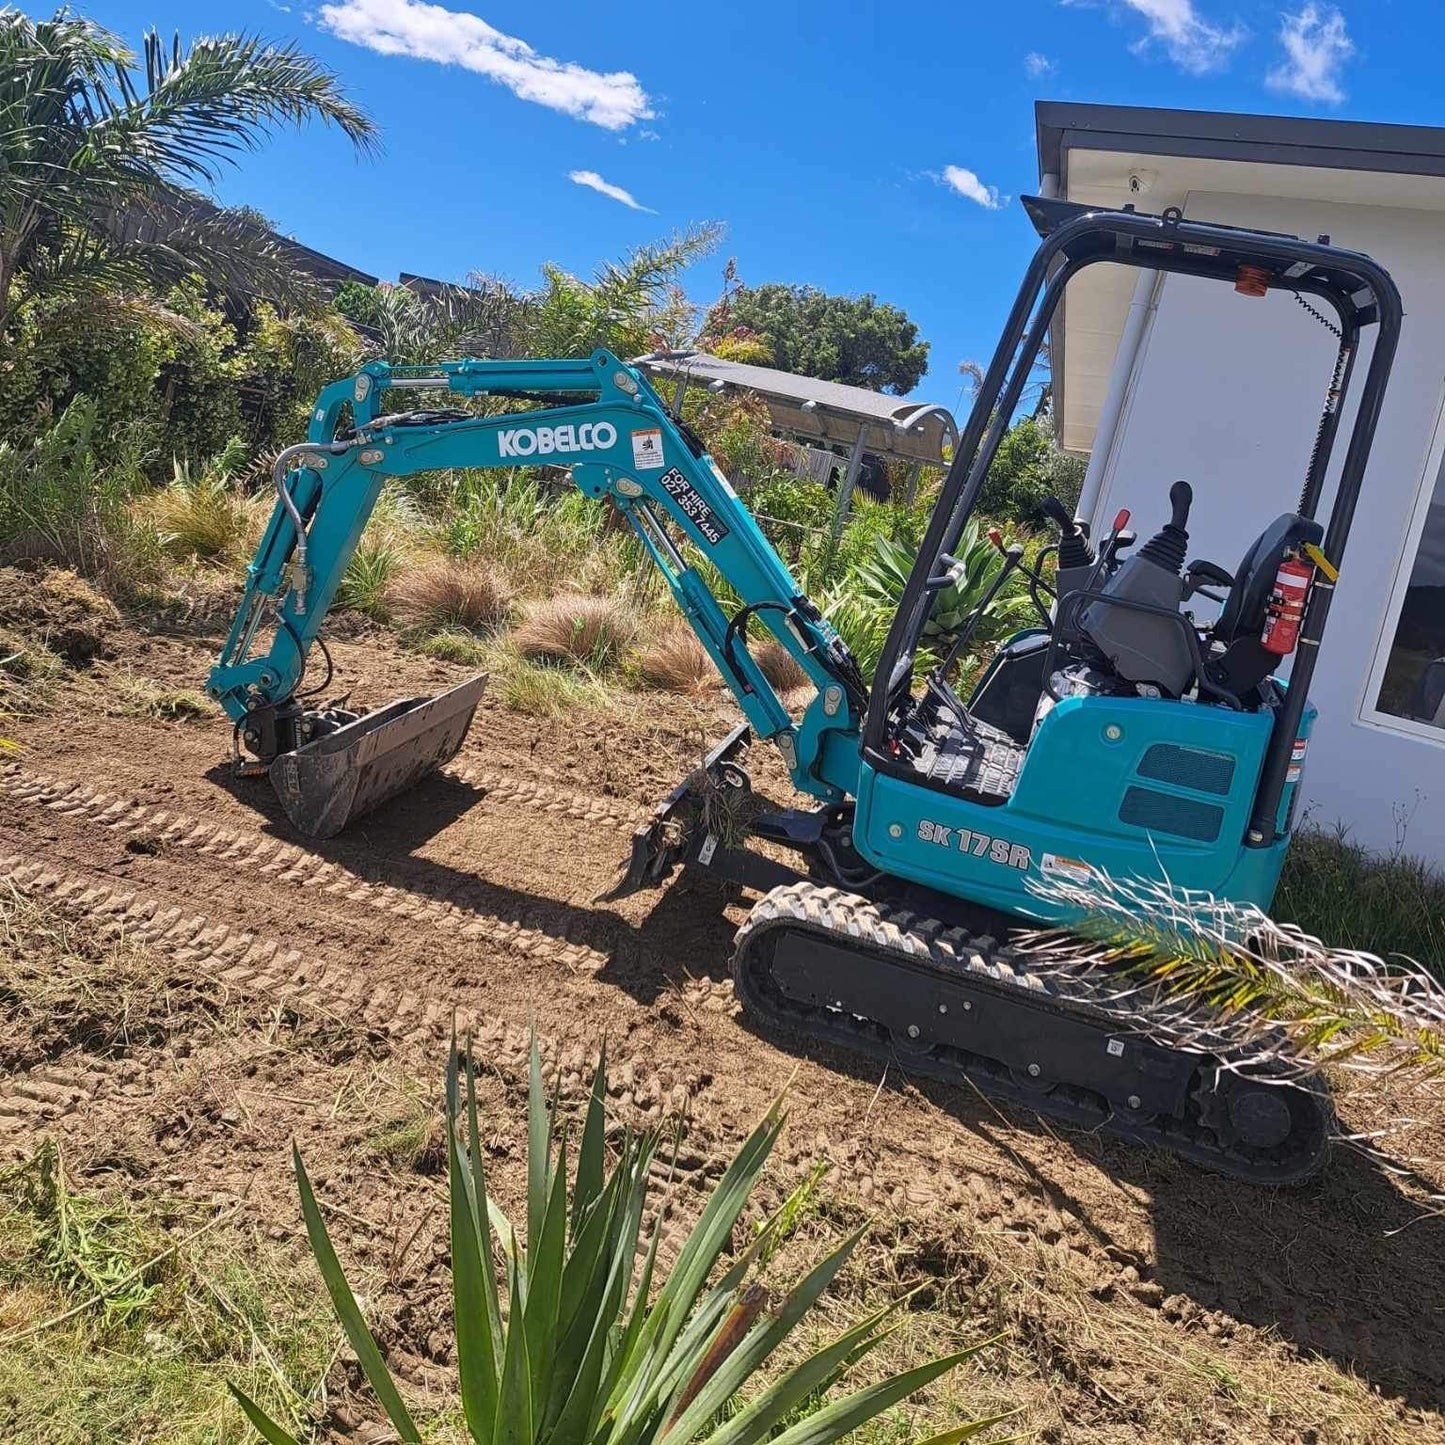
[[1088, 188, 1445, 861]]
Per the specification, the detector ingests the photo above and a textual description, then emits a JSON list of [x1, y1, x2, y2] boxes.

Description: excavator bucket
[[269, 673, 488, 838]]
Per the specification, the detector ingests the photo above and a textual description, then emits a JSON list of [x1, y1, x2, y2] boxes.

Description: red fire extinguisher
[[1261, 555, 1314, 656]]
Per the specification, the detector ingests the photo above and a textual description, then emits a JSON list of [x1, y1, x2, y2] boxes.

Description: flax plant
[[233, 1036, 1005, 1444]]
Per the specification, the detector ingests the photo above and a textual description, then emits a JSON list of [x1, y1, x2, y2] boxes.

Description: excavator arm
[[208, 350, 867, 825]]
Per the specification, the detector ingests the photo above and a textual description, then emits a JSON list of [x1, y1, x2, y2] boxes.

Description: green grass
[[498, 655, 609, 718], [1276, 825, 1445, 973], [411, 628, 492, 666], [0, 1147, 339, 1445]]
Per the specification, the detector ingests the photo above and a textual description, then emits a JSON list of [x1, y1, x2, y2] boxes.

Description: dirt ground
[[3, 578, 1444, 1443]]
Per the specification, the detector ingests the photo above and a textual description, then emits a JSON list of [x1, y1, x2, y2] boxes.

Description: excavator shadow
[[201, 758, 720, 984], [201, 761, 1444, 1409]]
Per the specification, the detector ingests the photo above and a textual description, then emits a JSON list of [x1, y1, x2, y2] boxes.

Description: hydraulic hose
[[270, 439, 351, 615]]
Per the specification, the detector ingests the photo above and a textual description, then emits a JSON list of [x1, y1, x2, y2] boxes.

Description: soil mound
[[0, 565, 121, 663]]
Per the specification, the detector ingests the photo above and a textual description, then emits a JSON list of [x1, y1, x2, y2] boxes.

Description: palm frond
[[1024, 871, 1445, 1079], [85, 30, 378, 187]]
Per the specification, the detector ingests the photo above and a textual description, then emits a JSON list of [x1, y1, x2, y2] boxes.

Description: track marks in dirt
[[0, 764, 612, 975], [450, 763, 641, 832]]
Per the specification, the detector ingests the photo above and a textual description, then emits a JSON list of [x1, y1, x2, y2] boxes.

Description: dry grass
[[631, 624, 722, 696], [389, 555, 513, 635], [753, 636, 809, 693], [514, 593, 637, 672]]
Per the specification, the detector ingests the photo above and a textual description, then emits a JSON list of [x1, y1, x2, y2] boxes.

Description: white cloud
[[939, 165, 1003, 209], [316, 0, 655, 131], [1024, 51, 1057, 76], [1267, 4, 1353, 103], [1102, 0, 1247, 73], [568, 169, 655, 212]]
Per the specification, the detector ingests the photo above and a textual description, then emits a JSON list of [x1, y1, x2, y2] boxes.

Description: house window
[[1372, 456, 1445, 729]]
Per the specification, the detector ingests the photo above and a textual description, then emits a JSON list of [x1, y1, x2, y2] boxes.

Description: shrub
[[0, 398, 162, 594], [515, 594, 637, 672], [978, 415, 1086, 524], [390, 556, 513, 634], [233, 1036, 995, 1445], [632, 625, 721, 696]]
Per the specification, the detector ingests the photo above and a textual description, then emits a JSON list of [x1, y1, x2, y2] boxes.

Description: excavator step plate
[[270, 673, 488, 838]]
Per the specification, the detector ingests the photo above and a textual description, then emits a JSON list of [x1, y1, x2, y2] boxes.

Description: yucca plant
[[233, 1038, 1004, 1444]]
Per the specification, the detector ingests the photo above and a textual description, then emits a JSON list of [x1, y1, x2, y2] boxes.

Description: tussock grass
[[515, 593, 637, 672], [754, 635, 809, 693], [335, 485, 427, 621], [1277, 825, 1445, 974], [631, 625, 721, 696], [389, 555, 512, 634], [499, 656, 609, 718], [138, 451, 268, 566], [336, 535, 408, 621]]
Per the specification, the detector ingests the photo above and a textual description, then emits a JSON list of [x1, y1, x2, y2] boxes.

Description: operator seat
[[1203, 512, 1323, 701]]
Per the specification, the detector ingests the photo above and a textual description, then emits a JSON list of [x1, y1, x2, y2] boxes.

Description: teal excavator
[[207, 198, 1402, 1183]]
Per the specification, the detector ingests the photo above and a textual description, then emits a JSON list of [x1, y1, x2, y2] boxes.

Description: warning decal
[[1040, 853, 1094, 885], [631, 428, 664, 470]]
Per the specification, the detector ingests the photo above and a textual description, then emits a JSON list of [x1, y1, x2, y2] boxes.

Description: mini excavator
[[208, 198, 1402, 1183]]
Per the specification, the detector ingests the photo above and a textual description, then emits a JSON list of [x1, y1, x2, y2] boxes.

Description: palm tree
[[0, 9, 379, 340]]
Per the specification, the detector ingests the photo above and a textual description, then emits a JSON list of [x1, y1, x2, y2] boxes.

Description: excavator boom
[[207, 350, 866, 835]]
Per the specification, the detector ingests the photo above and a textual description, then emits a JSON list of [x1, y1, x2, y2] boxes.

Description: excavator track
[[732, 882, 1330, 1185]]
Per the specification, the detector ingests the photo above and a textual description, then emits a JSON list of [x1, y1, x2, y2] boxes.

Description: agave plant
[[233, 1038, 1005, 1444], [853, 524, 1034, 650]]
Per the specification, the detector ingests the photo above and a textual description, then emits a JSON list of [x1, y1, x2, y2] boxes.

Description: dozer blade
[[270, 673, 488, 838], [598, 722, 752, 902]]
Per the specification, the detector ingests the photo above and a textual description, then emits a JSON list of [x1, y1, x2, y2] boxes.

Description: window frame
[[1358, 376, 1445, 746]]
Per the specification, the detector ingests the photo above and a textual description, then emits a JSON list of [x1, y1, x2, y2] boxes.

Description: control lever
[[1185, 557, 1235, 605], [930, 540, 1028, 718], [1083, 508, 1132, 591], [925, 550, 969, 591], [990, 525, 1056, 626]]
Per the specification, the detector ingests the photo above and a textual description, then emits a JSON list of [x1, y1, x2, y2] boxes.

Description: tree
[[703, 282, 929, 394], [530, 224, 722, 360], [0, 10, 378, 341], [977, 414, 1087, 523]]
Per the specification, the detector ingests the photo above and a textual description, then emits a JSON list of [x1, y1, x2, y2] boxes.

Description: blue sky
[[67, 0, 1444, 408]]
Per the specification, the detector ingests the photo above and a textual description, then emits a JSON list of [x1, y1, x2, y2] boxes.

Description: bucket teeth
[[269, 673, 487, 838]]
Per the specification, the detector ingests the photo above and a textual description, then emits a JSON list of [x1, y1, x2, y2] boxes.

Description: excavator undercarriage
[[607, 727, 1333, 1184]]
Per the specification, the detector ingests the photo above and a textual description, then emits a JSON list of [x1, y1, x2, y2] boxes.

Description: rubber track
[[732, 881, 1331, 1185], [0, 765, 609, 974]]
